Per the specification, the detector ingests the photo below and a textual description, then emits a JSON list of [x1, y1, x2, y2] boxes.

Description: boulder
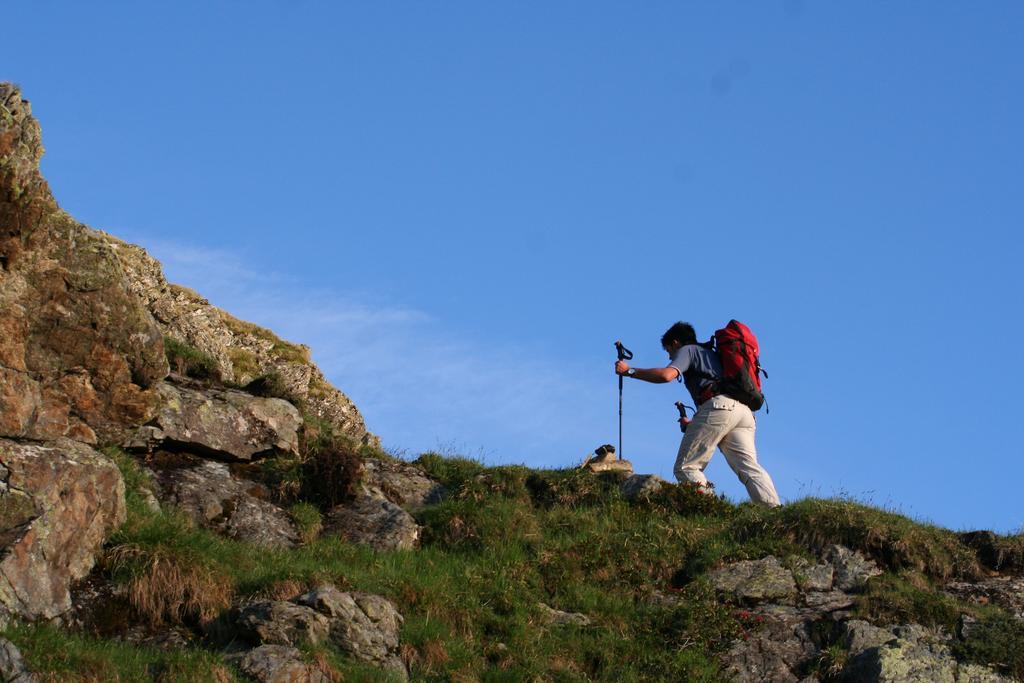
[[708, 557, 799, 605], [228, 644, 330, 683], [721, 609, 818, 683], [619, 474, 669, 500], [105, 233, 379, 448], [1, 84, 168, 446], [839, 619, 896, 655], [0, 438, 126, 623], [152, 460, 299, 548], [361, 457, 446, 510], [127, 381, 301, 461], [790, 557, 834, 592], [825, 545, 882, 592], [235, 601, 330, 647], [802, 590, 854, 611], [296, 586, 406, 679], [0, 637, 36, 682], [324, 495, 419, 551], [840, 625, 1013, 683]]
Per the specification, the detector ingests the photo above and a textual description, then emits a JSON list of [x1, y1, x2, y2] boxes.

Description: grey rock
[[721, 610, 818, 683], [839, 619, 896, 655], [537, 603, 592, 627], [825, 545, 882, 592], [791, 557, 834, 592], [153, 460, 299, 548], [229, 644, 329, 683], [235, 601, 330, 647], [361, 457, 446, 510], [0, 438, 125, 622], [0, 637, 37, 682], [128, 381, 301, 461], [297, 588, 406, 679], [840, 625, 1013, 683], [585, 458, 633, 474], [708, 556, 799, 605], [324, 494, 419, 551], [802, 590, 854, 611], [619, 474, 669, 500]]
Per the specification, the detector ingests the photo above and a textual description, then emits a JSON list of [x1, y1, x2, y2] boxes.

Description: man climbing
[[614, 321, 781, 506]]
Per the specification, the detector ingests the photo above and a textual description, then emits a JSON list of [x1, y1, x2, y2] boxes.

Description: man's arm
[[615, 361, 680, 384]]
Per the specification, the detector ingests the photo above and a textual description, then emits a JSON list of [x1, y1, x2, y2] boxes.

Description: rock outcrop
[[323, 494, 420, 551], [0, 438, 126, 624], [104, 233, 378, 448], [150, 459, 300, 548], [0, 82, 375, 452], [295, 586, 407, 678], [360, 457, 447, 511], [226, 585, 408, 680], [1, 84, 167, 446], [228, 644, 330, 683], [126, 379, 302, 461], [708, 547, 1013, 683]]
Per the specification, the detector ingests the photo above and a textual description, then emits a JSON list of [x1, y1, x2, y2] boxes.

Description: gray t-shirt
[[669, 344, 722, 405]]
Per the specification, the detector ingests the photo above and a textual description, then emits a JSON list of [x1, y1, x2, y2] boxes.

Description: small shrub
[[163, 336, 220, 380], [300, 444, 363, 510], [244, 371, 296, 402]]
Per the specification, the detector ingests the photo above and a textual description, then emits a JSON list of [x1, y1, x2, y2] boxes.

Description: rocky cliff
[[0, 82, 380, 633], [0, 82, 375, 450], [1, 83, 1022, 682]]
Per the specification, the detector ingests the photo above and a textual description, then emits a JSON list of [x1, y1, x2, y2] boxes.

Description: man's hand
[[615, 361, 630, 376]]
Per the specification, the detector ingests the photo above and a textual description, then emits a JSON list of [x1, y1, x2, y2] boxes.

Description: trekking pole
[[614, 340, 633, 460], [675, 401, 694, 433]]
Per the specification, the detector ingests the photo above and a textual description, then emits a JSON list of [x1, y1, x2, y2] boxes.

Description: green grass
[[218, 310, 310, 364], [1, 623, 237, 682], [32, 449, 1022, 682], [163, 335, 219, 380]]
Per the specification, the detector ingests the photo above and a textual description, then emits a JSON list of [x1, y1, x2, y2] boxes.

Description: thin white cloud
[[122, 233, 608, 466]]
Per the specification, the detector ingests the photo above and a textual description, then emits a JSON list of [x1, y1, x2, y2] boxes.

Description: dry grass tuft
[[421, 639, 452, 668], [106, 545, 233, 627], [262, 578, 307, 602]]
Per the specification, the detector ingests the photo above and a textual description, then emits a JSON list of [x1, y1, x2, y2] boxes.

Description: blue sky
[[5, 2, 1023, 532]]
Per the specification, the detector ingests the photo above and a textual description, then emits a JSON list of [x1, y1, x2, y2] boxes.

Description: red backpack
[[708, 320, 766, 412]]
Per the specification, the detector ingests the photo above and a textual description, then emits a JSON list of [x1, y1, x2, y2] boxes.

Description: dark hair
[[661, 322, 697, 348]]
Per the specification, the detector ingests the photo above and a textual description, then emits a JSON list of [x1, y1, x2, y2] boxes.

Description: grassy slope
[[4, 453, 1024, 682]]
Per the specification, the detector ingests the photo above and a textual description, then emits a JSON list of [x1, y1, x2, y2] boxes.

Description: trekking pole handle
[[675, 401, 694, 433], [615, 340, 634, 362]]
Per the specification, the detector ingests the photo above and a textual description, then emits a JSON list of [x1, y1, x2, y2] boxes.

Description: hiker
[[614, 321, 781, 506]]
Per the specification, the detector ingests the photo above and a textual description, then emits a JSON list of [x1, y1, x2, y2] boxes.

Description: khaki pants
[[673, 394, 781, 506]]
